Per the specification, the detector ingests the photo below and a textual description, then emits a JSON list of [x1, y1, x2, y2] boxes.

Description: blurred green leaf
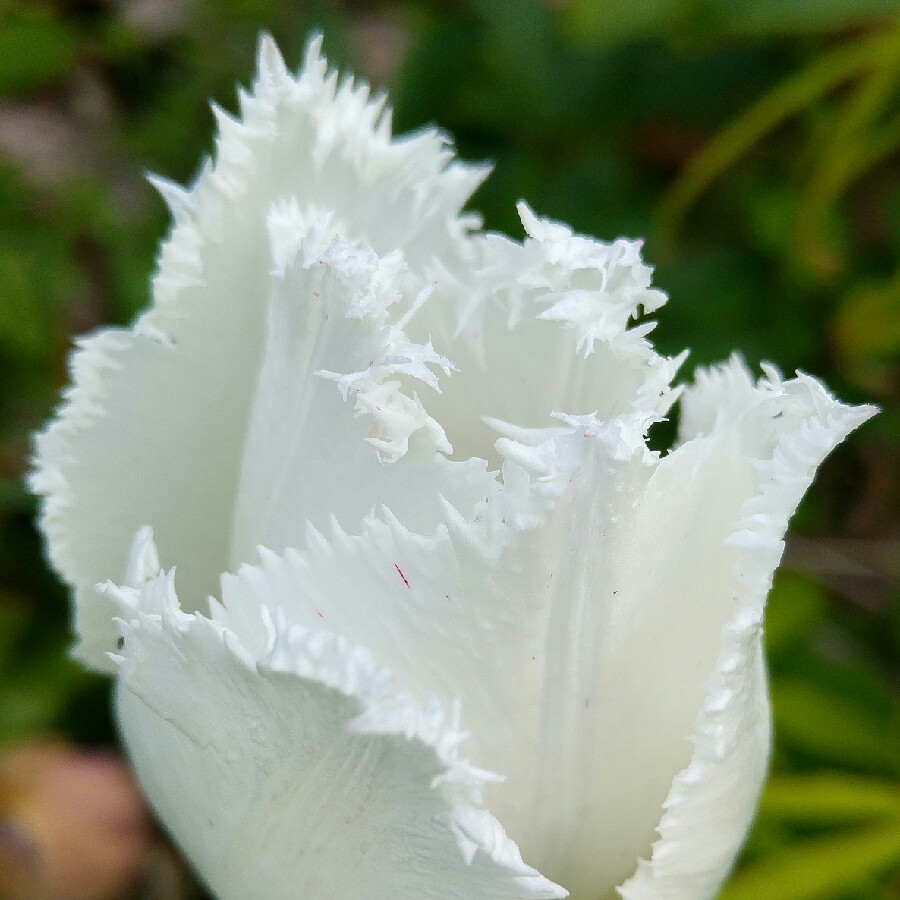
[[564, 0, 900, 44], [562, 0, 689, 48], [0, 590, 84, 745], [0, 242, 56, 364], [722, 822, 900, 900], [0, 654, 87, 743], [0, 18, 77, 94], [658, 28, 900, 235], [760, 773, 900, 824], [0, 596, 28, 663], [765, 571, 828, 657], [709, 0, 900, 36], [793, 47, 900, 272], [739, 182, 797, 256], [772, 680, 900, 776], [834, 278, 900, 362]]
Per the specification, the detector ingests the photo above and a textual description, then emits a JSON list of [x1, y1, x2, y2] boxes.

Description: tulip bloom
[[32, 35, 874, 900]]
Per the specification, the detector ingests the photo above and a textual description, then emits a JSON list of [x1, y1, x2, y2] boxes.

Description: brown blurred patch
[[785, 535, 900, 612], [347, 11, 410, 86], [0, 740, 152, 900], [0, 102, 105, 190]]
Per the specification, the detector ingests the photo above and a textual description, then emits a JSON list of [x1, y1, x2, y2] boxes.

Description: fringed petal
[[415, 204, 685, 464], [215, 359, 874, 898], [227, 206, 499, 571], [214, 407, 664, 896], [616, 359, 876, 899], [106, 565, 565, 900], [30, 34, 486, 669]]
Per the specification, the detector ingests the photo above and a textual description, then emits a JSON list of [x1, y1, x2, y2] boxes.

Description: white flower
[[31, 35, 875, 900]]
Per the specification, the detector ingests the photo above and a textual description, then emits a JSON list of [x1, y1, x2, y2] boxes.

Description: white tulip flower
[[31, 35, 875, 900]]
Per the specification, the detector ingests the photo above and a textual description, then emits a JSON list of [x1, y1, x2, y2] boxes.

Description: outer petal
[[211, 409, 664, 897], [216, 360, 874, 899], [617, 359, 877, 899], [106, 568, 565, 900], [29, 35, 486, 669], [617, 609, 769, 900]]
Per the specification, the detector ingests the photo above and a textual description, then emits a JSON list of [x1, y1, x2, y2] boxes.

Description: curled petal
[[416, 204, 684, 464], [108, 568, 566, 900], [618, 609, 769, 900], [617, 358, 876, 899]]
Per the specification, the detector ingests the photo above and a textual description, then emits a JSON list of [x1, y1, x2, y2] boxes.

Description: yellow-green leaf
[[834, 279, 900, 362], [657, 28, 900, 235], [772, 681, 900, 775], [722, 822, 900, 900], [0, 20, 78, 95], [760, 773, 900, 825]]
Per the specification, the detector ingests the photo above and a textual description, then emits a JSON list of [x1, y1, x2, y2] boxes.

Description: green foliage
[[722, 822, 900, 899], [657, 28, 900, 236], [0, 1, 896, 895], [0, 14, 77, 94], [764, 571, 829, 657], [772, 680, 899, 775], [564, 0, 900, 45], [760, 773, 900, 824], [709, 0, 900, 38]]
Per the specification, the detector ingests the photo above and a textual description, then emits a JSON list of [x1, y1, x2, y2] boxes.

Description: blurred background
[[0, 0, 897, 897]]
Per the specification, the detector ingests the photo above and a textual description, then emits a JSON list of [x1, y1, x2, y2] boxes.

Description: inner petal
[[409, 204, 682, 465], [228, 210, 496, 571], [497, 426, 753, 897]]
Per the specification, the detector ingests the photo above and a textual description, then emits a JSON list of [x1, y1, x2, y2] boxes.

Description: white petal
[[108, 570, 565, 900], [414, 204, 684, 464], [617, 609, 769, 900], [29, 34, 485, 669], [217, 360, 873, 898], [214, 410, 659, 895], [616, 359, 876, 899], [229, 196, 679, 560], [227, 208, 497, 571]]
